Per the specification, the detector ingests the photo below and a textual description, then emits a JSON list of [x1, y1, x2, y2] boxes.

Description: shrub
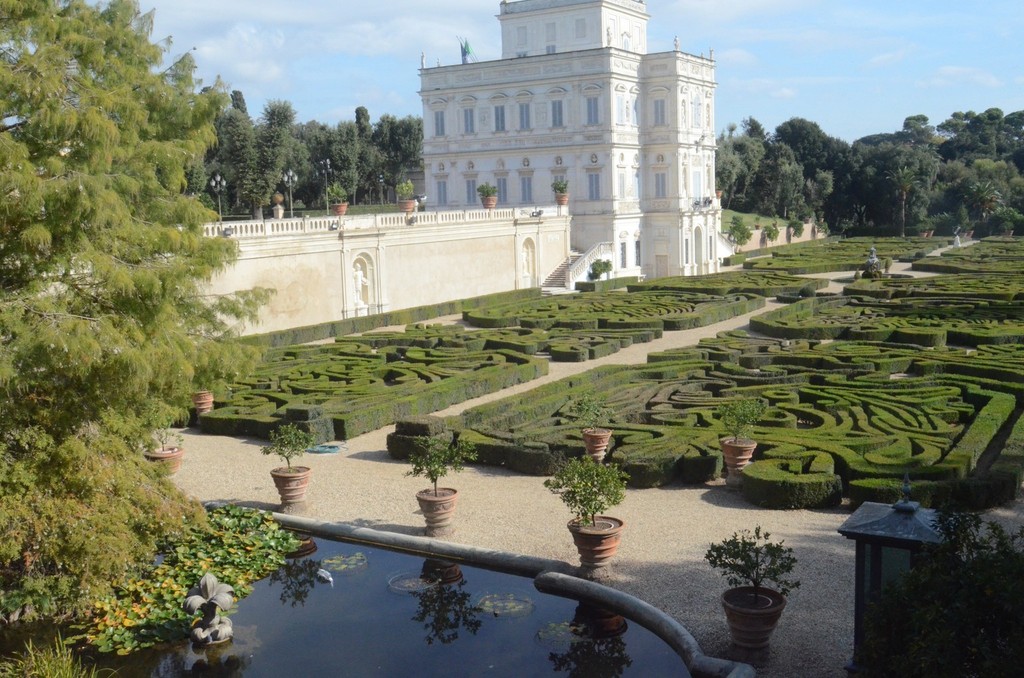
[[588, 259, 613, 281], [859, 511, 1024, 676], [544, 457, 628, 527], [704, 525, 800, 599]]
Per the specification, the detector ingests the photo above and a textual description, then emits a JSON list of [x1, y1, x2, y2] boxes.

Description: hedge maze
[[200, 287, 767, 440], [912, 236, 1024, 275], [436, 332, 1024, 510], [742, 237, 948, 274]]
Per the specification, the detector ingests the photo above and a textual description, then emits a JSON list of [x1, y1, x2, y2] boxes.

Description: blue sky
[[147, 0, 1024, 142]]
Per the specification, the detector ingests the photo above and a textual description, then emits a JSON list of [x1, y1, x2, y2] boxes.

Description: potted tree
[[262, 423, 315, 506], [396, 179, 417, 213], [717, 397, 767, 486], [407, 434, 477, 537], [327, 183, 349, 216], [477, 182, 498, 209], [551, 178, 569, 206], [144, 424, 185, 474], [566, 394, 613, 462], [544, 457, 629, 578], [704, 526, 799, 649]]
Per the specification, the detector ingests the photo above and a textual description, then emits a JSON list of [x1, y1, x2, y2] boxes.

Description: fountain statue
[[183, 572, 235, 645]]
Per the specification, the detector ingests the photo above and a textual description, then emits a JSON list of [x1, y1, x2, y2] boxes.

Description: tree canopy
[[0, 0, 266, 620]]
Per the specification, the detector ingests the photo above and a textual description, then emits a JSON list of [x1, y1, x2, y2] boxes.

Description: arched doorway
[[694, 226, 705, 273]]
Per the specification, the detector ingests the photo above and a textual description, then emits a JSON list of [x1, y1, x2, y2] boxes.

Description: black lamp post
[[378, 174, 384, 205], [209, 174, 226, 223], [282, 169, 296, 218], [317, 159, 332, 213], [837, 476, 941, 673]]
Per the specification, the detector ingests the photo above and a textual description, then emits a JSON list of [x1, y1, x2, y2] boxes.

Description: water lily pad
[[387, 571, 438, 594], [474, 592, 535, 618], [321, 552, 368, 575], [535, 621, 590, 650]]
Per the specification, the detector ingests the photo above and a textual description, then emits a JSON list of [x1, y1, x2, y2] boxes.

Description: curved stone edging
[[270, 513, 753, 678]]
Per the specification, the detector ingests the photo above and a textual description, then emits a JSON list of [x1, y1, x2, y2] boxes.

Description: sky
[[146, 0, 1024, 142]]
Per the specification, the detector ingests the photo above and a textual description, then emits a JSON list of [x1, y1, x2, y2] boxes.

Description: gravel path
[[173, 243, 1020, 676]]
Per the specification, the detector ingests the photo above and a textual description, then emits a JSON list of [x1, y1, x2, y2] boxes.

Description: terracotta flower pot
[[555, 193, 569, 206], [582, 427, 613, 462], [144, 446, 185, 474], [331, 202, 349, 216], [398, 199, 417, 213], [567, 516, 624, 578], [720, 437, 757, 486], [416, 487, 459, 538], [271, 466, 312, 505], [480, 196, 498, 209], [191, 390, 214, 415], [721, 586, 787, 649]]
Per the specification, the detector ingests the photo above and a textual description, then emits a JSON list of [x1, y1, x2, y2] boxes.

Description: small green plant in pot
[[327, 182, 348, 215], [566, 394, 613, 462], [142, 403, 186, 474], [716, 397, 768, 486], [477, 182, 498, 208], [551, 178, 569, 205], [587, 259, 613, 281], [407, 434, 477, 538], [262, 423, 316, 506], [544, 456, 629, 578], [704, 525, 799, 649], [396, 179, 416, 213]]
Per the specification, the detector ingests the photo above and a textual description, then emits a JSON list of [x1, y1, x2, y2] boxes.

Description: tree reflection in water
[[267, 558, 322, 607], [410, 559, 482, 646], [546, 603, 633, 678]]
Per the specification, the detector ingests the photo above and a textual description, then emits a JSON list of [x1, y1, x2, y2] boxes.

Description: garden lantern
[[837, 477, 941, 672]]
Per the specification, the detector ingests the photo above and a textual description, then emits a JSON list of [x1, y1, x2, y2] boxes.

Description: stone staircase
[[542, 250, 582, 290]]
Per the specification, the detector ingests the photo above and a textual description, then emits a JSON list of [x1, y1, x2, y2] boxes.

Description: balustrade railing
[[566, 241, 614, 288]]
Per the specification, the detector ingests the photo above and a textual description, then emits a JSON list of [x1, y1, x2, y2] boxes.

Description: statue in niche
[[353, 262, 369, 308], [606, 27, 612, 47]]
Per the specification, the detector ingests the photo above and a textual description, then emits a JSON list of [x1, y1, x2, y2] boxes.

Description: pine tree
[[0, 0, 268, 619]]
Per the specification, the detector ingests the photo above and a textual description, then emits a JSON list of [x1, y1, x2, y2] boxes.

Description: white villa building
[[420, 0, 723, 280]]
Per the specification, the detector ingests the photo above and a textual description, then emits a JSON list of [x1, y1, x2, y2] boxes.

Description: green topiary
[[261, 423, 314, 470], [704, 525, 800, 600], [407, 435, 478, 496]]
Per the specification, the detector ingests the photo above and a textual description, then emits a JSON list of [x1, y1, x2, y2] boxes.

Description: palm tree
[[966, 181, 1003, 226], [886, 166, 918, 238]]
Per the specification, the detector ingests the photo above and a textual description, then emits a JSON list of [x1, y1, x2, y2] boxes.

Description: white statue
[[353, 264, 369, 308]]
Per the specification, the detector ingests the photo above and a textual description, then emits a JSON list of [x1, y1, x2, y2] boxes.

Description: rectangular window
[[520, 176, 533, 203], [494, 105, 505, 132], [635, 242, 641, 267], [575, 18, 586, 39], [519, 103, 531, 130], [620, 242, 627, 268], [616, 94, 625, 125], [551, 100, 563, 128], [463, 108, 474, 134], [655, 172, 667, 198], [586, 96, 599, 125], [436, 180, 448, 206], [465, 179, 477, 204], [546, 45, 556, 54], [618, 172, 626, 199], [434, 110, 445, 137], [634, 171, 640, 199], [588, 172, 600, 200], [654, 99, 665, 126], [496, 177, 508, 204]]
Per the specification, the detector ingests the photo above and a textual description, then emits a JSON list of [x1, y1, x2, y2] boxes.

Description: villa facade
[[420, 0, 723, 280]]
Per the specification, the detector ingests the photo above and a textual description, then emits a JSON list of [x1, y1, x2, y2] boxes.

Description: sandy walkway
[[174, 242, 1015, 677]]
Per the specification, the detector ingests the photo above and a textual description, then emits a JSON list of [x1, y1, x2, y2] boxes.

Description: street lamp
[[317, 159, 332, 213], [282, 169, 297, 218], [378, 174, 384, 205], [209, 174, 226, 223]]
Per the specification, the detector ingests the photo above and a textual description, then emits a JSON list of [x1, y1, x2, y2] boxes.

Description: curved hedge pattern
[[743, 237, 947, 274], [441, 332, 1024, 510]]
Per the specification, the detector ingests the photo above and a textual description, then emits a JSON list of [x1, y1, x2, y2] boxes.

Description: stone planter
[[582, 427, 613, 463], [331, 202, 349, 216], [144, 446, 185, 474], [398, 199, 417, 213], [191, 390, 214, 415], [271, 466, 312, 505], [480, 196, 498, 209], [416, 487, 459, 538], [720, 437, 757, 486], [721, 586, 787, 649], [555, 193, 569, 206], [567, 516, 624, 578]]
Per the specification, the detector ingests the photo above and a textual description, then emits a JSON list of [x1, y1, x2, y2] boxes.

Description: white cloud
[[866, 48, 911, 68], [916, 66, 1003, 89]]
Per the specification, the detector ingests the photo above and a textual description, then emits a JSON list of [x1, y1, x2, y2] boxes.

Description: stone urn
[[582, 427, 613, 463], [270, 466, 312, 505], [144, 446, 185, 474], [721, 586, 787, 649], [720, 438, 757, 486], [416, 487, 459, 538], [567, 516, 624, 579]]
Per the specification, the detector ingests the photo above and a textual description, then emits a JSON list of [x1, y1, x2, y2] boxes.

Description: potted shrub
[[406, 434, 477, 537], [262, 423, 315, 506], [566, 394, 613, 462], [191, 389, 214, 416], [477, 182, 498, 209], [704, 526, 799, 649], [717, 397, 768, 486], [396, 179, 416, 213], [544, 457, 629, 578], [327, 183, 349, 216], [587, 259, 613, 281], [551, 178, 569, 206], [145, 423, 185, 474]]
